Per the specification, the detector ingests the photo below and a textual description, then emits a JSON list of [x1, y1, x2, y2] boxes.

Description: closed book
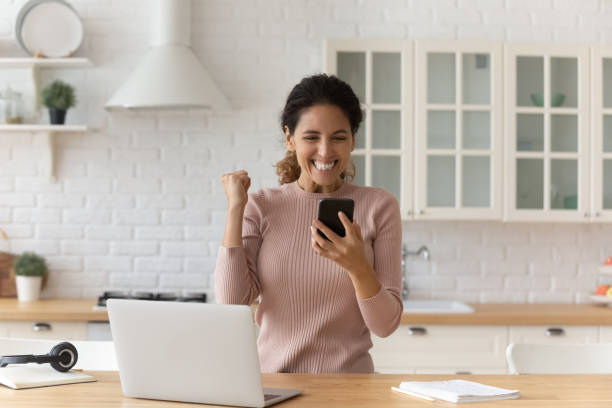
[[398, 379, 519, 403], [0, 365, 96, 389]]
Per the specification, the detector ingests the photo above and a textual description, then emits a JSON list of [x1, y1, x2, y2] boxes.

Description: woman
[[215, 74, 402, 373]]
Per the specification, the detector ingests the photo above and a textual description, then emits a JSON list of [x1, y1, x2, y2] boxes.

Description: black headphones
[[0, 342, 78, 372]]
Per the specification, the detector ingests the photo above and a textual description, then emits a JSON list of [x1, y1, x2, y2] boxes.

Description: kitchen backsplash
[[0, 0, 610, 302]]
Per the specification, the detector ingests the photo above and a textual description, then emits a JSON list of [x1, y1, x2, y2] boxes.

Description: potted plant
[[13, 252, 48, 302], [41, 80, 76, 125]]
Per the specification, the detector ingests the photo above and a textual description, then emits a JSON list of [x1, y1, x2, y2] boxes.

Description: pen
[[391, 386, 435, 402]]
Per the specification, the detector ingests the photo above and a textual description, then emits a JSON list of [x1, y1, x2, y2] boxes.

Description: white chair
[[0, 337, 117, 371], [506, 343, 612, 374]]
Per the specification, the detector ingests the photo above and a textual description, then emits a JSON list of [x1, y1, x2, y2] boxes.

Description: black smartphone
[[317, 198, 355, 241]]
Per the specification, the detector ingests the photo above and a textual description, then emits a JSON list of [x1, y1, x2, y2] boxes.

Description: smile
[[312, 160, 337, 171]]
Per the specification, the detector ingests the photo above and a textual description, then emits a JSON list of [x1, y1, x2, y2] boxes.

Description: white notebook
[[0, 365, 96, 389], [397, 379, 519, 403]]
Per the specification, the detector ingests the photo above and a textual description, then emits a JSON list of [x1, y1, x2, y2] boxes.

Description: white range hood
[[105, 0, 229, 111]]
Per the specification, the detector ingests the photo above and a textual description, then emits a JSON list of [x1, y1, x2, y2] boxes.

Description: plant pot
[[16, 275, 42, 302], [48, 108, 67, 125]]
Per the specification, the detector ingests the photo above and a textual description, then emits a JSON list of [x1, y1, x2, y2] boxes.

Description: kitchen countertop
[[0, 299, 611, 325], [400, 302, 612, 325], [0, 298, 105, 321]]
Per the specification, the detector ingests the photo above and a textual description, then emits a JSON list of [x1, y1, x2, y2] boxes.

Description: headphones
[[0, 342, 78, 372]]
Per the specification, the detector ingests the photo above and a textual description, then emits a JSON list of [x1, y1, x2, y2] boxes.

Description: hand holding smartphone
[[316, 198, 355, 241]]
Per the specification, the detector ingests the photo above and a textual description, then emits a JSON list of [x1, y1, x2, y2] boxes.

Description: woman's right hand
[[221, 170, 251, 210]]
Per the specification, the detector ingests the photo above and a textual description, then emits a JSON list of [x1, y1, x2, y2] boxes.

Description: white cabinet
[[504, 45, 590, 222], [372, 324, 609, 374], [326, 40, 612, 222], [415, 41, 503, 220], [600, 326, 612, 342], [590, 47, 612, 222], [326, 40, 414, 219], [508, 325, 599, 344], [0, 321, 87, 340], [371, 325, 508, 374]]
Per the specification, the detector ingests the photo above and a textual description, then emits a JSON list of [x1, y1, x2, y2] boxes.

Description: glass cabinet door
[[328, 40, 412, 218], [415, 42, 502, 220], [506, 46, 589, 221], [591, 48, 612, 222]]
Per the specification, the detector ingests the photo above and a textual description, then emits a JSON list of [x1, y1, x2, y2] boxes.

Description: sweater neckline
[[287, 180, 354, 199]]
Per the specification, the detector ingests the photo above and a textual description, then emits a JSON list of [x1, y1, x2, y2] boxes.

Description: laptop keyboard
[[264, 394, 281, 401]]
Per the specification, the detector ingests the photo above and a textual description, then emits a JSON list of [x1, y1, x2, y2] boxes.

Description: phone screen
[[317, 198, 354, 241]]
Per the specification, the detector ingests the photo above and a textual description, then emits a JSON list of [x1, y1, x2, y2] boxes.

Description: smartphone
[[317, 198, 354, 241]]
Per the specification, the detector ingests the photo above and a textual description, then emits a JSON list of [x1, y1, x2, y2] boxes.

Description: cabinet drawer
[[371, 325, 508, 373], [0, 321, 87, 340], [508, 326, 598, 344], [600, 326, 612, 342]]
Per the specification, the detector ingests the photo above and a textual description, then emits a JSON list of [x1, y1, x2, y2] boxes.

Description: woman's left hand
[[310, 212, 371, 279]]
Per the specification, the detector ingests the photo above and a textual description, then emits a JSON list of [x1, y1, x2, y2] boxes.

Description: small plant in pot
[[41, 80, 76, 125], [13, 252, 48, 302]]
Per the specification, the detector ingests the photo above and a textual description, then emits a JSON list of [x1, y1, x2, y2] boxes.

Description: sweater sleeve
[[356, 191, 403, 338], [214, 193, 263, 305]]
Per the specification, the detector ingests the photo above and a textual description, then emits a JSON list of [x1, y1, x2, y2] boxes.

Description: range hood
[[105, 0, 229, 111]]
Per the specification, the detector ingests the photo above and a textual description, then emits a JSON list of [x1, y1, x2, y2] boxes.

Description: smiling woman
[[215, 74, 402, 374]]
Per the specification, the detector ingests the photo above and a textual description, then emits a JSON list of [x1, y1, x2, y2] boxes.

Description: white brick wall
[[0, 0, 609, 302]]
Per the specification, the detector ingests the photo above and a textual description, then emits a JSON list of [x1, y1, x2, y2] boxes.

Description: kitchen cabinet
[[504, 45, 590, 222], [371, 324, 609, 374], [414, 41, 503, 220], [590, 46, 612, 222], [0, 299, 106, 341], [370, 325, 508, 374], [600, 326, 612, 342], [327, 40, 612, 222], [508, 325, 599, 344], [0, 321, 87, 340], [326, 40, 414, 218]]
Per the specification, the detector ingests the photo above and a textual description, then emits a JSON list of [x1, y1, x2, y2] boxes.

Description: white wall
[[0, 0, 610, 302]]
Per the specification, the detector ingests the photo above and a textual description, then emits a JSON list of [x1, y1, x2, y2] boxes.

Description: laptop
[[107, 299, 302, 407]]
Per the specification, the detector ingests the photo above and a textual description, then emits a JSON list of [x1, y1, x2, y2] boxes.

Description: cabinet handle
[[407, 327, 427, 336], [407, 210, 413, 216], [546, 327, 565, 337], [33, 323, 52, 332], [584, 212, 589, 218], [596, 212, 601, 217], [455, 370, 472, 375], [419, 210, 425, 215]]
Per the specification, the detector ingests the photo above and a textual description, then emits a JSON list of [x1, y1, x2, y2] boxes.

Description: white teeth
[[314, 161, 335, 171]]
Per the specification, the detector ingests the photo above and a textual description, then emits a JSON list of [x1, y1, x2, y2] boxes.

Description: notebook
[[0, 365, 96, 389], [395, 379, 519, 403]]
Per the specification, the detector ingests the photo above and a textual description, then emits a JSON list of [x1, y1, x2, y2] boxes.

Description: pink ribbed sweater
[[214, 181, 402, 373]]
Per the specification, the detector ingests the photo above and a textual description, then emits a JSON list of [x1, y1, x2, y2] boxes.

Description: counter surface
[[0, 299, 611, 325], [0, 298, 104, 321], [400, 302, 612, 325]]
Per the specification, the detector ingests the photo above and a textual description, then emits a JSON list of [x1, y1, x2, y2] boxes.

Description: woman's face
[[286, 104, 355, 193]]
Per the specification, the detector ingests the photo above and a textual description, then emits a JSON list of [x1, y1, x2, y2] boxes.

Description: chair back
[[0, 337, 117, 371], [506, 343, 612, 374]]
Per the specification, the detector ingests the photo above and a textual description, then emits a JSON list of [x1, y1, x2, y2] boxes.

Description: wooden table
[[2, 372, 612, 407]]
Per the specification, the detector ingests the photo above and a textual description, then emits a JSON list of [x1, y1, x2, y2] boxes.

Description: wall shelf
[[0, 124, 87, 183], [0, 58, 92, 183], [0, 58, 92, 69], [0, 57, 92, 112]]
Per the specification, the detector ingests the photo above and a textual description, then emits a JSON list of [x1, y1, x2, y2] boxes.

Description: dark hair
[[276, 74, 363, 185]]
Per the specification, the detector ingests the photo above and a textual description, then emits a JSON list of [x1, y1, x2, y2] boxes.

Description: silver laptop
[[107, 299, 302, 407]]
